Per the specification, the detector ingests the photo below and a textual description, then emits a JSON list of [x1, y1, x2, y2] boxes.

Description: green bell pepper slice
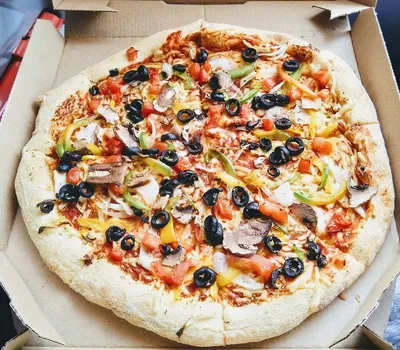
[[123, 191, 149, 211], [142, 157, 172, 176], [240, 88, 259, 103], [320, 163, 329, 190], [292, 244, 305, 261], [252, 129, 291, 141], [56, 118, 91, 158], [173, 71, 194, 90], [294, 181, 348, 206], [204, 149, 236, 176], [229, 62, 257, 79], [139, 132, 152, 149]]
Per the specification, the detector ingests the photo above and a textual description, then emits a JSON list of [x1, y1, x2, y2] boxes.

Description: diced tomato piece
[[261, 76, 279, 92], [318, 89, 330, 100], [188, 63, 201, 81], [150, 259, 196, 286], [141, 232, 162, 251], [262, 118, 274, 131], [115, 77, 124, 85], [152, 141, 169, 154], [175, 157, 192, 172], [227, 253, 254, 270], [191, 222, 204, 242], [240, 104, 250, 118], [199, 68, 210, 85], [206, 104, 224, 128], [259, 201, 288, 224], [126, 47, 138, 61], [88, 98, 100, 113], [209, 104, 224, 115], [108, 81, 121, 94], [215, 199, 233, 220], [111, 93, 121, 105], [202, 61, 211, 73], [99, 82, 109, 95], [298, 159, 311, 174], [141, 101, 157, 117], [109, 249, 124, 262], [109, 184, 125, 196], [312, 137, 333, 155], [327, 212, 352, 233], [287, 87, 303, 102], [313, 69, 329, 88], [63, 205, 81, 223], [148, 84, 162, 95], [66, 167, 82, 185], [227, 254, 276, 281], [104, 154, 123, 163], [105, 137, 125, 155]]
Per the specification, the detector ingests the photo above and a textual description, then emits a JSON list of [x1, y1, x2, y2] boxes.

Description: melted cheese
[[310, 267, 321, 312]]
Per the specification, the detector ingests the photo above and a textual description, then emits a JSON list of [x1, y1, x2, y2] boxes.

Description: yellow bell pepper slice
[[325, 174, 334, 194], [216, 172, 245, 187], [309, 111, 317, 139], [243, 170, 269, 188], [86, 143, 102, 155], [294, 181, 348, 206], [56, 118, 91, 158], [252, 129, 291, 140], [160, 215, 177, 244], [209, 283, 219, 299], [317, 122, 338, 138], [216, 267, 241, 287]]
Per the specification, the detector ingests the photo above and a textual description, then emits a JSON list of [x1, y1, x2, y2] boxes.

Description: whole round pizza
[[16, 21, 394, 346]]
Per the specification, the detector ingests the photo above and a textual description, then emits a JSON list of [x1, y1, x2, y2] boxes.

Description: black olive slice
[[109, 68, 119, 77], [285, 137, 305, 156], [106, 226, 126, 243], [159, 179, 179, 197], [209, 75, 220, 90], [121, 234, 135, 250], [243, 202, 261, 220], [131, 99, 143, 111], [264, 235, 283, 253], [275, 118, 292, 130], [194, 267, 216, 288], [127, 110, 144, 124], [134, 208, 143, 217], [37, 200, 55, 214], [187, 141, 203, 155], [269, 146, 291, 166], [225, 98, 241, 116], [141, 148, 159, 156], [160, 150, 179, 166], [57, 184, 80, 202], [56, 159, 72, 172], [122, 146, 141, 157], [196, 48, 208, 63], [245, 119, 260, 131], [267, 166, 280, 178], [270, 267, 284, 289], [172, 64, 186, 73], [242, 48, 258, 63], [63, 151, 82, 162], [202, 188, 223, 206], [136, 65, 150, 81], [283, 257, 304, 277], [177, 109, 195, 124], [161, 244, 173, 256], [259, 138, 272, 152], [89, 86, 99, 96], [151, 211, 170, 229], [305, 241, 322, 261], [204, 215, 223, 246], [210, 91, 225, 102], [283, 59, 300, 72], [178, 170, 198, 185], [232, 186, 250, 207], [275, 94, 290, 106], [317, 254, 328, 269], [251, 96, 261, 110], [78, 182, 95, 198], [161, 133, 178, 141], [259, 94, 276, 109]]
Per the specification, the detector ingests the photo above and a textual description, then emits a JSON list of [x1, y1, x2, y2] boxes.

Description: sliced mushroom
[[289, 203, 317, 230], [223, 219, 272, 257], [214, 70, 232, 90], [348, 184, 377, 208], [171, 198, 196, 224], [154, 85, 176, 112], [115, 125, 138, 148], [161, 62, 173, 80], [266, 106, 289, 121], [86, 162, 127, 184], [127, 174, 152, 188], [97, 106, 119, 123], [162, 246, 186, 267]]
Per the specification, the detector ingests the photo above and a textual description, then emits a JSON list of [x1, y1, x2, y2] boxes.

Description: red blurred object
[[0, 12, 64, 119]]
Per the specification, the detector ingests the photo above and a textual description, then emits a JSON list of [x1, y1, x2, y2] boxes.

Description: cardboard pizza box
[[1, 0, 399, 349]]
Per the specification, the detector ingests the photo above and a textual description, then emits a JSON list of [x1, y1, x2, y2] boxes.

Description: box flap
[[0, 253, 64, 345], [313, 0, 370, 20], [363, 326, 395, 350], [53, 0, 116, 11], [2, 331, 31, 350]]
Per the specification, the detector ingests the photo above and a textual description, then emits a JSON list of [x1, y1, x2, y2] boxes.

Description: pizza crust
[[15, 21, 394, 347]]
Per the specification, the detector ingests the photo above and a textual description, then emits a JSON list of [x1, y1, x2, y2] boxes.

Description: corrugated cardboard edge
[[2, 331, 32, 350], [53, 0, 117, 12], [313, 0, 370, 20], [0, 253, 64, 345]]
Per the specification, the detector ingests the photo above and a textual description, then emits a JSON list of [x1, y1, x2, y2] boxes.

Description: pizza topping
[[159, 178, 179, 197], [225, 98, 241, 116], [193, 267, 216, 288], [86, 162, 127, 184], [115, 125, 138, 148], [269, 146, 291, 166], [210, 91, 225, 102], [89, 85, 99, 96], [202, 188, 223, 206], [97, 106, 119, 124], [121, 234, 135, 250], [231, 186, 250, 207], [304, 241, 322, 260], [196, 48, 209, 63], [242, 47, 258, 63], [204, 215, 224, 246], [37, 200, 55, 214], [177, 109, 195, 124], [243, 202, 261, 219], [232, 273, 264, 291], [267, 166, 280, 178], [283, 257, 304, 277], [56, 159, 72, 172], [285, 137, 305, 156], [211, 70, 232, 90], [177, 170, 198, 185], [187, 140, 204, 155], [209, 55, 238, 71], [123, 65, 150, 83], [138, 245, 157, 270], [270, 267, 284, 289], [348, 183, 377, 208], [317, 254, 328, 269], [264, 235, 283, 253], [154, 85, 176, 112], [204, 149, 236, 176], [274, 117, 292, 130], [223, 219, 272, 257], [160, 150, 179, 166], [162, 246, 186, 267], [283, 59, 300, 72], [289, 203, 317, 229], [151, 210, 170, 229], [171, 198, 196, 224], [106, 225, 126, 243], [57, 184, 80, 202], [77, 182, 95, 198]]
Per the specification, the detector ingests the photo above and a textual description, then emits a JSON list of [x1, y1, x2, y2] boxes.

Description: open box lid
[[52, 0, 378, 13], [1, 0, 399, 348]]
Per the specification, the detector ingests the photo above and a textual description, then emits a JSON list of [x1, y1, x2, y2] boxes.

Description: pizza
[[15, 21, 394, 346]]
